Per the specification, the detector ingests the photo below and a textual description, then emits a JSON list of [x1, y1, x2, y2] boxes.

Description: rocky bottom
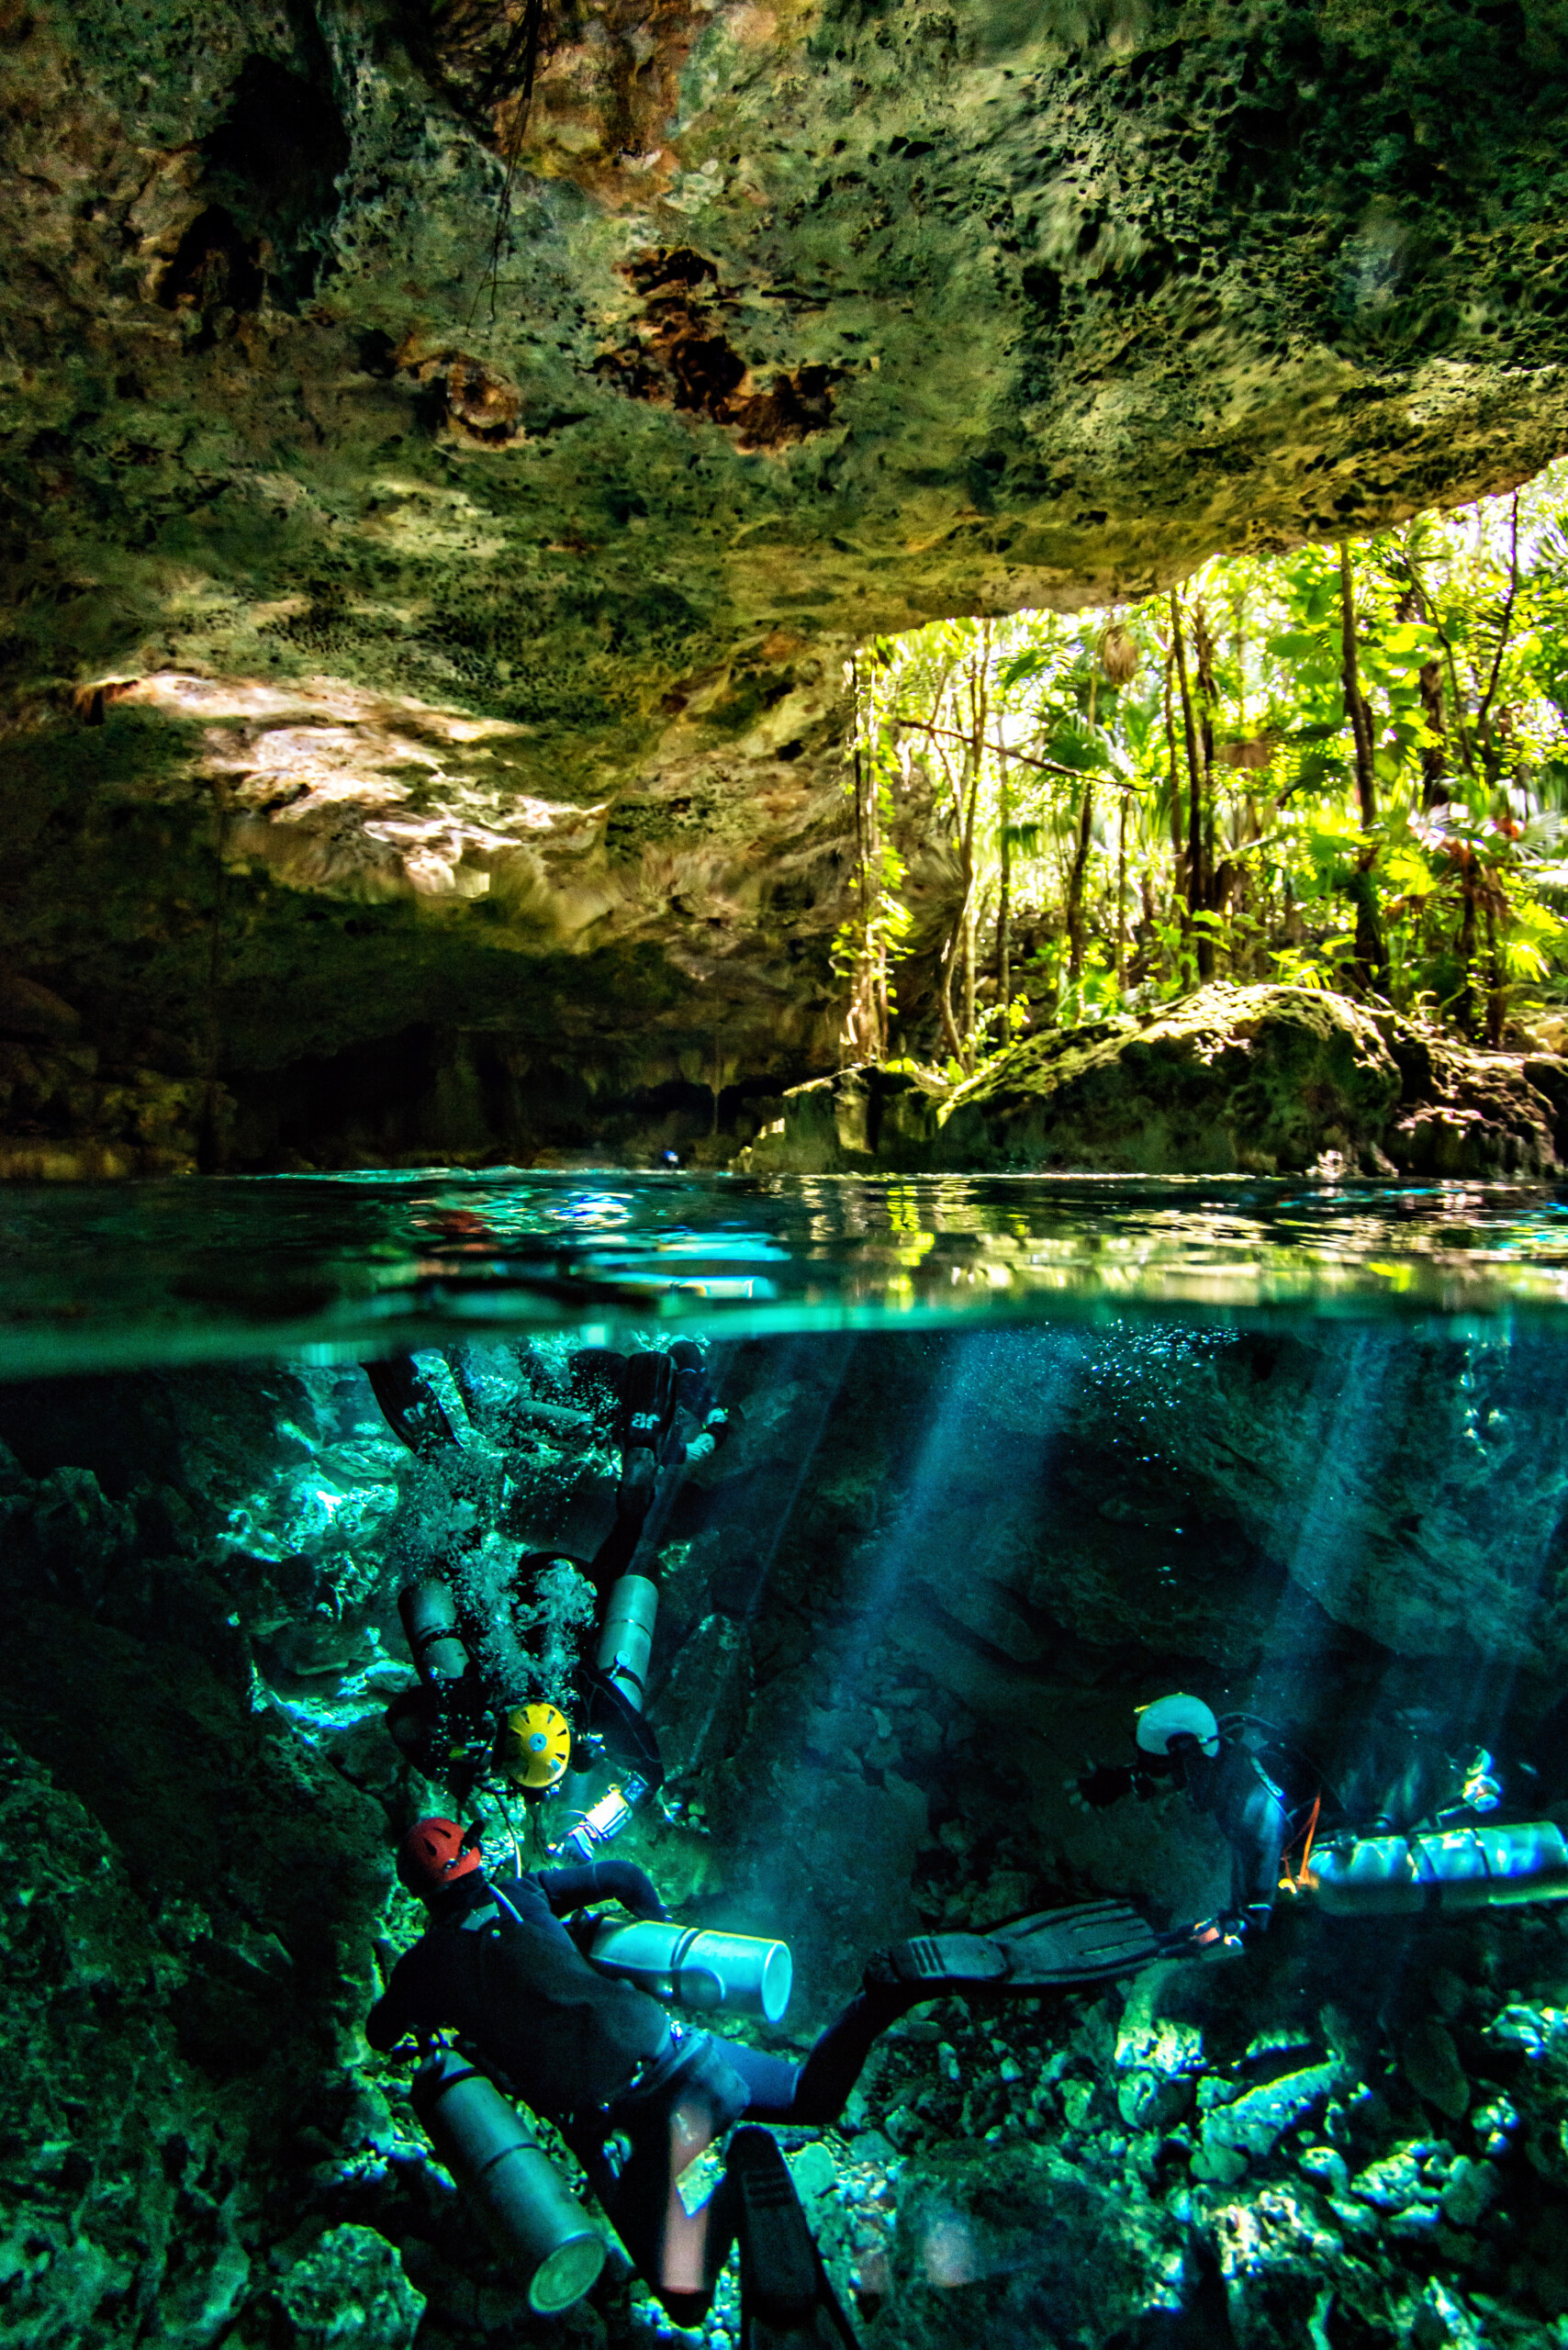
[[315, 1892, 1568, 2350]]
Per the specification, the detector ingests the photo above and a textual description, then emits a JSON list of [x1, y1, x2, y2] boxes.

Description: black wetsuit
[[1173, 1736, 1301, 1930], [368, 1864, 907, 2319], [368, 1862, 674, 2115]]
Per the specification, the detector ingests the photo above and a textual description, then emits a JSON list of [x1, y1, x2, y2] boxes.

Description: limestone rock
[[0, 1734, 237, 2350], [871, 2144, 1189, 2348], [745, 987, 1563, 1179], [9, 0, 1568, 1147], [1399, 2019, 1469, 2122], [271, 2226, 424, 2350]]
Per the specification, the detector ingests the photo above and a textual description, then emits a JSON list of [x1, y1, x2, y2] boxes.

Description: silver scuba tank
[[588, 1919, 793, 2024], [399, 1580, 471, 1695], [411, 2048, 606, 2313], [1310, 1819, 1568, 1916], [595, 1574, 657, 1710]]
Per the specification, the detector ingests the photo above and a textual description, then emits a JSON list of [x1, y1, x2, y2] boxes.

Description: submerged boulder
[[741, 986, 1566, 1179], [871, 2143, 1190, 2349]]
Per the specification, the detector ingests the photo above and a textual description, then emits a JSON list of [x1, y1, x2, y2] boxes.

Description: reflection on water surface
[[6, 1171, 1568, 1378]]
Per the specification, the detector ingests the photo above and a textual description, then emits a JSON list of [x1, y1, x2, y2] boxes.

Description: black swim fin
[[728, 2127, 859, 2350], [886, 1899, 1160, 1993]]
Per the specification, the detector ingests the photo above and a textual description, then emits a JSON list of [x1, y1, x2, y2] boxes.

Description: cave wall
[[5, 0, 1568, 1159]]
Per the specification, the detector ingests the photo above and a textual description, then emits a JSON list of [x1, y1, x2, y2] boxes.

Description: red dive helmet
[[398, 1817, 483, 1900]]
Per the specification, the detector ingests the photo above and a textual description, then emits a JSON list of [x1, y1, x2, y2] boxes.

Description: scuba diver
[[1073, 1693, 1508, 1944], [369, 1819, 1162, 2338], [366, 1340, 728, 1846]]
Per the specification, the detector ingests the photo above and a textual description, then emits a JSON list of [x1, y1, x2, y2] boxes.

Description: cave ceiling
[[5, 0, 1568, 1154]]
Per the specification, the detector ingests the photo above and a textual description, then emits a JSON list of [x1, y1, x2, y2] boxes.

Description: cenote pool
[[6, 1172, 1568, 2350]]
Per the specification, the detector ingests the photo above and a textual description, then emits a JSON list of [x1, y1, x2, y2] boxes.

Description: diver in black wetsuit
[[363, 1343, 728, 1829], [1074, 1693, 1504, 1944], [369, 1821, 1159, 2334], [370, 1819, 906, 2338]]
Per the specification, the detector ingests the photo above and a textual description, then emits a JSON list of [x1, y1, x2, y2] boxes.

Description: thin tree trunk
[[1418, 658, 1447, 809], [1338, 539, 1387, 991], [1475, 493, 1520, 788], [199, 777, 231, 1172], [1484, 901, 1505, 1048], [1114, 789, 1128, 990], [1067, 783, 1094, 983], [1457, 871, 1478, 1039], [1170, 591, 1207, 978], [1193, 601, 1219, 978], [1162, 639, 1185, 934], [996, 741, 1011, 1024]]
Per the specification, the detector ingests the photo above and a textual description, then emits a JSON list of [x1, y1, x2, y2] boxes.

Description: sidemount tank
[[595, 1574, 658, 1711], [411, 2049, 605, 2314], [1311, 1820, 1568, 1916], [399, 1581, 470, 1695], [589, 1919, 793, 2024]]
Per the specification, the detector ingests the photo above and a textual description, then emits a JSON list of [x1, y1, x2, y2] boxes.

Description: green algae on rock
[[740, 984, 1568, 1177]]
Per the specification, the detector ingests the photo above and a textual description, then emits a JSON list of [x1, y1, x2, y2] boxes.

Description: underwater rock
[[1197, 2060, 1347, 2172], [0, 1732, 236, 2350], [267, 2224, 424, 2350], [1400, 2020, 1471, 2122], [873, 2143, 1188, 2348], [742, 988, 1565, 1179]]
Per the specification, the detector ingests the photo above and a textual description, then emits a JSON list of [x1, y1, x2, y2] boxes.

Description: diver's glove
[[1187, 1913, 1250, 1954], [684, 1410, 731, 1464], [1462, 1749, 1503, 1813]]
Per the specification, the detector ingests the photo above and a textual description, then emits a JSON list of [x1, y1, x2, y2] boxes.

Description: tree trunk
[[1418, 658, 1447, 810], [1338, 539, 1387, 991], [1457, 867, 1477, 1039], [1067, 782, 1094, 983], [1484, 901, 1505, 1048], [1170, 591, 1208, 979], [1114, 789, 1128, 990], [1163, 639, 1185, 902], [996, 743, 1011, 1023]]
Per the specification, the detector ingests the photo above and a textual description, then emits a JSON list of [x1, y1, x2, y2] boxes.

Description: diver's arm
[[365, 1949, 427, 2052], [539, 1860, 668, 1921], [1224, 1762, 1289, 1933]]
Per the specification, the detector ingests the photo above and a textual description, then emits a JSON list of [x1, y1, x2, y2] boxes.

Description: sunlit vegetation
[[837, 461, 1568, 1073]]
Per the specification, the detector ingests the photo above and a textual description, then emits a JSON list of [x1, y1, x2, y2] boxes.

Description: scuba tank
[[399, 1581, 474, 1701], [595, 1574, 658, 1711], [589, 1919, 793, 2024], [411, 2047, 606, 2314], [1309, 1820, 1568, 1916]]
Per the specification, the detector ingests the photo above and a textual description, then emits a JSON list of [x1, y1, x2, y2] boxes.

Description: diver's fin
[[885, 1902, 1159, 1994], [729, 2127, 860, 2350], [884, 1933, 1012, 1989], [989, 1899, 1161, 1985]]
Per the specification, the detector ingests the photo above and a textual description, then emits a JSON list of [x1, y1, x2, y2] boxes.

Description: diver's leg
[[716, 1982, 919, 2128], [601, 2043, 752, 2320]]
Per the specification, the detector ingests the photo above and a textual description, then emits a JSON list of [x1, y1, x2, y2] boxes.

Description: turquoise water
[[6, 1171, 1568, 1379], [8, 1172, 1568, 2344]]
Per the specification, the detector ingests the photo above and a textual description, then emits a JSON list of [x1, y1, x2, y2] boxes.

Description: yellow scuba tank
[[1309, 1819, 1568, 1916], [411, 2049, 605, 2313]]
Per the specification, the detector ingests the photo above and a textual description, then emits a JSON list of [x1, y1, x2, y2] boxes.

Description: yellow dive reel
[[498, 1704, 572, 1794]]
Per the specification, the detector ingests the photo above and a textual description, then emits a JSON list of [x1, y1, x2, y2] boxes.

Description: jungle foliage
[[837, 461, 1568, 1073]]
